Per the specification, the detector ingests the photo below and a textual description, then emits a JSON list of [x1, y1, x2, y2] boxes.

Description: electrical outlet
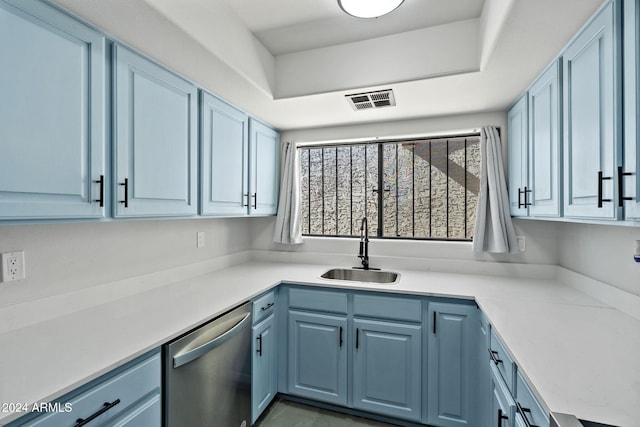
[[1, 251, 25, 282], [197, 231, 205, 248], [516, 236, 526, 252]]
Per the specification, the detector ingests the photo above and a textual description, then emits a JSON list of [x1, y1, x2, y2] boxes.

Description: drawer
[[288, 287, 348, 314], [353, 293, 421, 322], [253, 290, 276, 324], [489, 330, 516, 394], [20, 351, 160, 427], [516, 371, 549, 427]]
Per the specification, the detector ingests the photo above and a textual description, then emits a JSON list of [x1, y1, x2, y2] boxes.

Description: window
[[299, 134, 480, 240]]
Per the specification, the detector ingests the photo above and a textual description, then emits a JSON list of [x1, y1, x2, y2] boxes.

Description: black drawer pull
[[243, 193, 249, 207], [489, 349, 503, 365], [261, 302, 274, 311], [74, 399, 121, 427], [517, 402, 539, 427], [257, 334, 263, 356], [93, 175, 104, 207], [355, 328, 359, 349], [252, 193, 257, 209], [339, 326, 343, 347], [597, 171, 612, 208]]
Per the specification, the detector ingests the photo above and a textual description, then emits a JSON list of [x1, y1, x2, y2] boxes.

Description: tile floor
[[254, 398, 400, 427]]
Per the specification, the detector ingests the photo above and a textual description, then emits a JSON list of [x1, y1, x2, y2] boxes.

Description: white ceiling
[[55, 0, 607, 130], [223, 0, 486, 55]]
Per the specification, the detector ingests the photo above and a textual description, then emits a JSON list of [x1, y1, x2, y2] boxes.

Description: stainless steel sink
[[320, 268, 399, 284]]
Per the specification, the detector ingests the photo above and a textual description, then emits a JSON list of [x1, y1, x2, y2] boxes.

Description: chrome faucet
[[358, 217, 370, 270]]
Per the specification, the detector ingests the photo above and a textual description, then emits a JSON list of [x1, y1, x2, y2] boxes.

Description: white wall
[[251, 216, 558, 267], [558, 222, 640, 297], [0, 218, 253, 308]]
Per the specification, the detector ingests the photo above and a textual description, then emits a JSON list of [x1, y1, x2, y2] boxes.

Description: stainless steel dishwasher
[[165, 302, 252, 427]]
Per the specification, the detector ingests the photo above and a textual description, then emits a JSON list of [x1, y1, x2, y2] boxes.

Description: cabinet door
[[200, 92, 249, 216], [623, 0, 640, 220], [11, 351, 161, 427], [475, 312, 491, 427], [113, 45, 197, 218], [352, 319, 422, 422], [287, 310, 347, 406], [528, 60, 561, 217], [252, 314, 277, 424], [563, 2, 619, 219], [490, 363, 515, 427], [0, 0, 106, 220], [427, 302, 476, 427], [249, 119, 279, 216], [508, 95, 529, 217]]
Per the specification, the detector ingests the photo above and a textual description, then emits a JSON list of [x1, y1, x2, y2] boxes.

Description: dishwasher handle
[[173, 312, 252, 368]]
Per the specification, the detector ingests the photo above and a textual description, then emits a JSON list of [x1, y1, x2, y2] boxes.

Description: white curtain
[[273, 141, 303, 244], [472, 126, 519, 253]]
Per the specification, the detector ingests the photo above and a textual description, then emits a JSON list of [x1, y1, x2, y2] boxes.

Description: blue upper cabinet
[[0, 0, 106, 220], [563, 1, 620, 219], [623, 0, 640, 220], [427, 302, 477, 427], [249, 119, 280, 216], [113, 45, 198, 218], [352, 318, 422, 422], [200, 92, 249, 216], [508, 95, 529, 217], [528, 60, 562, 217]]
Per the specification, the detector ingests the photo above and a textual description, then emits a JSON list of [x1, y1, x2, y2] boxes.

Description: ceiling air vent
[[346, 89, 396, 111]]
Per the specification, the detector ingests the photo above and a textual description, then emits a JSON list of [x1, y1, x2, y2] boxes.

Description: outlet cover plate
[[1, 251, 25, 282]]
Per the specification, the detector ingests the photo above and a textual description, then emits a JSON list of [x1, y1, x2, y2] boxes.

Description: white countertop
[[1, 260, 639, 426]]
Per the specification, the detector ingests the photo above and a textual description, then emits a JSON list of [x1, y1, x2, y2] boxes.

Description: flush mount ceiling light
[[338, 0, 405, 18]]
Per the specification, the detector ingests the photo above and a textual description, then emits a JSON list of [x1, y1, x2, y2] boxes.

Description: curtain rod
[[296, 130, 482, 149]]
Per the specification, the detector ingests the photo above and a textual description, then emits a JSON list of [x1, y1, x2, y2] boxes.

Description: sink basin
[[320, 268, 399, 284]]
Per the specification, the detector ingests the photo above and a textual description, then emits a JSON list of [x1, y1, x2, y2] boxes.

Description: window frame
[[299, 132, 481, 242]]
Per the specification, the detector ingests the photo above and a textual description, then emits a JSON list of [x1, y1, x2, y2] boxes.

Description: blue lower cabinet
[[490, 362, 515, 427], [476, 312, 492, 427], [8, 350, 161, 427], [352, 318, 422, 422], [515, 372, 549, 427], [427, 302, 477, 427], [287, 310, 348, 406], [252, 313, 277, 424]]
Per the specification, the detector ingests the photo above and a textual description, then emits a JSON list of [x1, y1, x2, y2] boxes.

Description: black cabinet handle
[[597, 171, 612, 208], [618, 166, 633, 207], [339, 326, 343, 347], [516, 402, 539, 427], [119, 178, 129, 208], [243, 193, 249, 207], [73, 399, 120, 427], [93, 175, 104, 207], [498, 408, 509, 427], [261, 302, 274, 311], [488, 349, 503, 365], [252, 193, 257, 209], [257, 334, 263, 356], [432, 311, 436, 334], [355, 328, 359, 349], [518, 187, 531, 208]]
